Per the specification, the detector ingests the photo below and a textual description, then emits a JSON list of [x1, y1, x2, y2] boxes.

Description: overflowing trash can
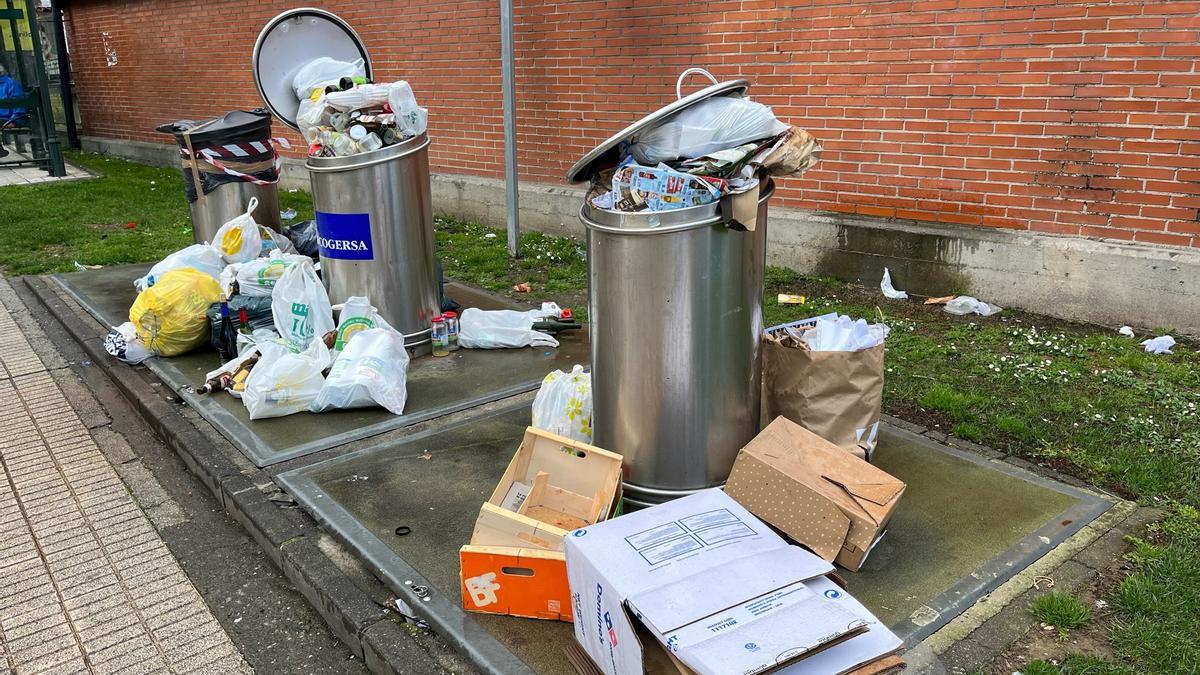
[[157, 110, 282, 245], [252, 8, 438, 351], [566, 69, 821, 507]]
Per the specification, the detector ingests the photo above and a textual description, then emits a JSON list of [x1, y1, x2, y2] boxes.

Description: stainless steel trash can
[[566, 72, 773, 508], [306, 135, 440, 350], [253, 8, 439, 351], [157, 110, 282, 245]]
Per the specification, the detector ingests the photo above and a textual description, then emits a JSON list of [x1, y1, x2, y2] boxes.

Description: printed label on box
[[316, 211, 373, 260]]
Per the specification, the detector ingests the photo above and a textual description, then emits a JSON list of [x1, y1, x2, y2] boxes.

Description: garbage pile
[[586, 95, 821, 213], [292, 57, 428, 157], [459, 409, 907, 675]]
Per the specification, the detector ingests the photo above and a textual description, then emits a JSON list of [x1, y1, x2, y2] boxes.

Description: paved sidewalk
[[0, 300, 252, 673]]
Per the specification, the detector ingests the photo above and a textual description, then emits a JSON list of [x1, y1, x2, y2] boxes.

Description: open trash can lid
[[565, 69, 749, 184], [252, 7, 373, 131], [155, 109, 273, 147]]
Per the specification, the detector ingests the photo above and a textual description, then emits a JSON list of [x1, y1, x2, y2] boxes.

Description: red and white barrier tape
[[182, 138, 293, 185]]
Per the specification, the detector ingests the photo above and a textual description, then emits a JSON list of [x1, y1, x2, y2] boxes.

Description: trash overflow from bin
[[104, 194, 581, 420], [292, 57, 428, 158]]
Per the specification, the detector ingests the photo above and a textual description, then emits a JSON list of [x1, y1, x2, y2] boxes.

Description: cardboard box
[[460, 427, 623, 621], [566, 488, 871, 675], [724, 417, 906, 571]]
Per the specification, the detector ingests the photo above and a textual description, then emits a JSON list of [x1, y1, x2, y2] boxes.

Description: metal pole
[[500, 0, 519, 258], [51, 0, 77, 149]]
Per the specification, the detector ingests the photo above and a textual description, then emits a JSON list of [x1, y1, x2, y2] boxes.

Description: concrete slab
[[53, 264, 589, 467], [277, 404, 1110, 675]]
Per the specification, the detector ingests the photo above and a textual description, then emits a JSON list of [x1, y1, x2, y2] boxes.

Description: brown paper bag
[[763, 341, 885, 460]]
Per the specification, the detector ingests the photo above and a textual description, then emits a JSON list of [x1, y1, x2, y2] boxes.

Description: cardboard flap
[[821, 475, 904, 509], [627, 547, 832, 634]]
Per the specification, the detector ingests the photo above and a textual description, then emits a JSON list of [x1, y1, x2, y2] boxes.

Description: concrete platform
[[278, 404, 1110, 675], [53, 264, 588, 466]]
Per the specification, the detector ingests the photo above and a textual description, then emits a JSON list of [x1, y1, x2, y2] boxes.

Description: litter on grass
[[880, 267, 908, 300]]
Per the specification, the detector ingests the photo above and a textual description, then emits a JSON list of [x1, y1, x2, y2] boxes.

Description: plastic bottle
[[443, 311, 459, 351], [431, 317, 450, 357]]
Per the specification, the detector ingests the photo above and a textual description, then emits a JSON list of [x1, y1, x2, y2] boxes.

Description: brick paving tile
[[0, 292, 250, 673]]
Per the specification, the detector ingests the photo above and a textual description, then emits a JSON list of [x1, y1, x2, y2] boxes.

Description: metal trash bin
[[253, 8, 439, 351], [157, 109, 282, 245], [566, 72, 773, 508]]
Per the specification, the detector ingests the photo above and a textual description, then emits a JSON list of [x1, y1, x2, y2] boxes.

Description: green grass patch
[[1031, 592, 1091, 636]]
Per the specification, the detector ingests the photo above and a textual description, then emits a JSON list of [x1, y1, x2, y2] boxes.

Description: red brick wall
[[67, 0, 1200, 248]]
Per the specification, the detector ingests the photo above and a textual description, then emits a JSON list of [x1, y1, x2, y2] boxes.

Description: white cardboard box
[[780, 576, 903, 674], [565, 488, 864, 675]]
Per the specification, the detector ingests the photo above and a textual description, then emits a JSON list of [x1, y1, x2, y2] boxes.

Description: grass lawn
[[4, 152, 1198, 673]]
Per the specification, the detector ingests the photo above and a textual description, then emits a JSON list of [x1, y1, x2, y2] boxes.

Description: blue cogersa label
[[316, 212, 374, 260]]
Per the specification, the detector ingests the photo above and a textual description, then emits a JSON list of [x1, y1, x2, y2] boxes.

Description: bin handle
[[676, 68, 719, 99]]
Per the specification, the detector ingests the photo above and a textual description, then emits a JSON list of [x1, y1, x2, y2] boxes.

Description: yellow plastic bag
[[129, 268, 222, 356]]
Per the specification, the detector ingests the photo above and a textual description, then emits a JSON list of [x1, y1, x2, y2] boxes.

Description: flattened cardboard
[[725, 417, 905, 571], [565, 489, 837, 675]]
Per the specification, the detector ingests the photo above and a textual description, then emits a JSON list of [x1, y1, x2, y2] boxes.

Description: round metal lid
[[565, 69, 750, 184], [252, 8, 373, 131]]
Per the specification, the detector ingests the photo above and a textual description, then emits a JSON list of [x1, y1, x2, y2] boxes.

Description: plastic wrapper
[[211, 198, 264, 264], [531, 365, 593, 443], [104, 322, 153, 365], [242, 338, 331, 420], [459, 303, 561, 349], [630, 96, 788, 165], [332, 296, 392, 352], [387, 81, 428, 137], [324, 83, 390, 111], [129, 268, 223, 357], [271, 258, 335, 348], [134, 244, 226, 293], [310, 328, 410, 415]]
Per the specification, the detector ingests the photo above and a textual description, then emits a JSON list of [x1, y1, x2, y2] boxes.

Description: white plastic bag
[[1141, 335, 1175, 354], [232, 252, 311, 297], [880, 267, 908, 300], [944, 296, 1002, 317], [296, 95, 330, 143], [332, 296, 393, 352], [242, 338, 331, 420], [325, 83, 390, 111], [387, 81, 428, 137], [211, 198, 263, 264], [459, 303, 561, 349], [630, 96, 788, 164], [238, 327, 278, 357], [135, 244, 226, 292], [310, 328, 410, 415], [103, 322, 153, 365], [291, 57, 365, 101], [531, 365, 593, 443], [271, 258, 335, 348]]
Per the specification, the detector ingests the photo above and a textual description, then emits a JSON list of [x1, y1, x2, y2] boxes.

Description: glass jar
[[443, 311, 459, 351], [431, 316, 450, 357]]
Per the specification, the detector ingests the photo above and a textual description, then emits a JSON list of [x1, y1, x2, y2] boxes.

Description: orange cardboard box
[[459, 427, 622, 621]]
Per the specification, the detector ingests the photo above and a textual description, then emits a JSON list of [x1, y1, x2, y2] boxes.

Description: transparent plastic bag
[[242, 338, 331, 420], [271, 258, 335, 348], [325, 83, 390, 111], [531, 364, 593, 442], [135, 244, 226, 292], [211, 198, 263, 264], [310, 328, 410, 415], [292, 57, 365, 101], [387, 81, 428, 137], [129, 268, 223, 356], [630, 96, 788, 164], [459, 303, 561, 349]]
